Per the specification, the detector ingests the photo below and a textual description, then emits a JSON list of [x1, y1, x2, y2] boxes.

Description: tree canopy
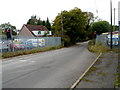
[[91, 21, 110, 35], [52, 7, 95, 46], [27, 15, 51, 30], [0, 22, 17, 35]]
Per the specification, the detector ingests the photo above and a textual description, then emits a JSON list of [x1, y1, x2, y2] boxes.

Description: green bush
[[63, 36, 72, 47]]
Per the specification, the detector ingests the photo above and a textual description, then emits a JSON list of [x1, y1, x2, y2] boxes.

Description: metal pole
[[61, 11, 64, 46], [114, 8, 115, 31], [11, 28, 14, 52], [114, 8, 115, 26], [110, 0, 113, 49]]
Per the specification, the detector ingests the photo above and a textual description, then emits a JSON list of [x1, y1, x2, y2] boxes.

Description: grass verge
[[114, 73, 120, 88], [88, 39, 120, 88], [2, 46, 62, 59], [88, 39, 111, 54]]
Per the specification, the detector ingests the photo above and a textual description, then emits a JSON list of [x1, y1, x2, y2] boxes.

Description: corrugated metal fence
[[1, 36, 61, 52], [96, 34, 119, 48], [96, 34, 108, 46]]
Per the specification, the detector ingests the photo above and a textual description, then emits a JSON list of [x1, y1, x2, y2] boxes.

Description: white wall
[[32, 31, 52, 36]]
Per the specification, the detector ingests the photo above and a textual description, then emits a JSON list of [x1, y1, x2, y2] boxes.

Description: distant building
[[18, 24, 52, 37]]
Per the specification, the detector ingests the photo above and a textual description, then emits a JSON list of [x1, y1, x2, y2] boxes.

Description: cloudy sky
[[0, 0, 119, 29]]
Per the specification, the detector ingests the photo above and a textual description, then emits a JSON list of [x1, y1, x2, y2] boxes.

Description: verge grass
[[2, 46, 62, 59], [88, 40, 111, 54]]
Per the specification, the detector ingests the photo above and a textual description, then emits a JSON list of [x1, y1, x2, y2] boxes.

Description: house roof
[[24, 24, 49, 37], [25, 24, 48, 31]]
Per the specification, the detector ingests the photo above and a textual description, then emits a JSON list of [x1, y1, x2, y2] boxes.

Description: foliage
[[52, 7, 94, 46], [46, 17, 51, 30], [27, 15, 38, 25], [91, 21, 110, 35], [0, 22, 17, 35], [113, 25, 119, 31], [84, 12, 95, 39], [27, 15, 51, 30]]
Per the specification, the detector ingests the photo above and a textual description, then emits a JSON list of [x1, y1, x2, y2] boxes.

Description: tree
[[37, 18, 42, 25], [52, 7, 87, 45], [45, 17, 51, 30], [0, 22, 17, 35], [27, 16, 51, 30], [42, 20, 46, 26], [84, 12, 95, 39], [113, 25, 119, 31], [27, 15, 38, 25], [91, 21, 110, 35]]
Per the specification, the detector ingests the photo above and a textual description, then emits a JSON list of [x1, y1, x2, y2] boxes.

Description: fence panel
[[0, 36, 61, 53], [96, 34, 119, 48], [96, 35, 108, 46]]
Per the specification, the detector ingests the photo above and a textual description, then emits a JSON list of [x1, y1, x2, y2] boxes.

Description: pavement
[[75, 51, 118, 89]]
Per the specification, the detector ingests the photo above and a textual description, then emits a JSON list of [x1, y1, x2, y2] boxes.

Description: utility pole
[[61, 11, 64, 47], [110, 0, 113, 49], [114, 8, 115, 31]]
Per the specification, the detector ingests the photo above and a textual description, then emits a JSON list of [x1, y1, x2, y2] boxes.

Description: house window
[[38, 31, 41, 35]]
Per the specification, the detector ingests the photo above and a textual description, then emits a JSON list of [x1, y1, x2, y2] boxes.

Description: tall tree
[[45, 17, 51, 30], [42, 20, 46, 26], [52, 7, 87, 45]]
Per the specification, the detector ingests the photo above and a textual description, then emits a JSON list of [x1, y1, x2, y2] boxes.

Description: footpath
[[75, 51, 119, 89]]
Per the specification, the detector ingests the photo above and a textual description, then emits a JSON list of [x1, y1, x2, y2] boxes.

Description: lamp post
[[110, 0, 113, 49]]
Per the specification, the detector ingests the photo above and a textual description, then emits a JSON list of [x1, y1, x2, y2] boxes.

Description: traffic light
[[93, 31, 97, 38], [6, 28, 12, 39]]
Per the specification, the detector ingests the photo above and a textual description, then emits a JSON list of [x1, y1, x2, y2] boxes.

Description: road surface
[[2, 41, 97, 88]]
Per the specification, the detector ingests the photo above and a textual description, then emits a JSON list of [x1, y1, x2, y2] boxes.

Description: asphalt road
[[2, 41, 97, 88]]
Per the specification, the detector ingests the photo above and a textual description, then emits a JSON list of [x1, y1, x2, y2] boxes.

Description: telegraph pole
[[114, 8, 115, 26], [61, 11, 64, 47], [114, 8, 115, 31], [110, 0, 113, 49]]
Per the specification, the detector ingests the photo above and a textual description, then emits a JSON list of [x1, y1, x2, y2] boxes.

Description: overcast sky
[[0, 0, 119, 29]]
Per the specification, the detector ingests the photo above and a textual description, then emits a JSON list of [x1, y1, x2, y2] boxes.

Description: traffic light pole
[[6, 27, 14, 52], [11, 28, 15, 52]]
